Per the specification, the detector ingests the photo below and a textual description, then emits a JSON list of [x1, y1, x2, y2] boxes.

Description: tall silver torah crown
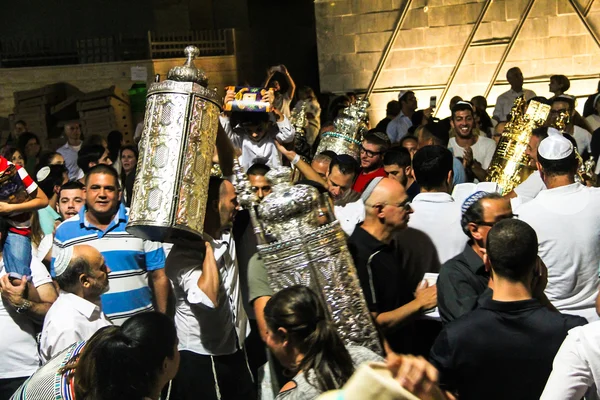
[[233, 164, 382, 354]]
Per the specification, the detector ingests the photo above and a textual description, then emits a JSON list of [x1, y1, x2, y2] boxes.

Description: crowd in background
[[1, 63, 600, 400]]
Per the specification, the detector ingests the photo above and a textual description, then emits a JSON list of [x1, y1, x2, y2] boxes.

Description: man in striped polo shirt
[[52, 164, 169, 325]]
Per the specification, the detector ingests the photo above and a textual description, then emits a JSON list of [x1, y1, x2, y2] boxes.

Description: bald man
[[347, 177, 437, 353], [40, 245, 112, 362]]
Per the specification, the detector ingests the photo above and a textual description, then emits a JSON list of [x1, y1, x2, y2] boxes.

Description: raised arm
[[280, 65, 296, 99], [274, 141, 328, 187]]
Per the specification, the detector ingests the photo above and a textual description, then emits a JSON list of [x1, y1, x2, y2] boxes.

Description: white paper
[[130, 66, 148, 82]]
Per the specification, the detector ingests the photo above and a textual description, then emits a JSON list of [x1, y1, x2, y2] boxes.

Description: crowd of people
[[1, 63, 600, 400]]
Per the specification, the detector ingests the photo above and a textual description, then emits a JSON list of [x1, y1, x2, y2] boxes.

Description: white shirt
[[518, 183, 600, 321], [57, 142, 82, 180], [541, 321, 600, 400], [448, 136, 497, 170], [408, 192, 467, 264], [166, 232, 247, 356], [386, 111, 412, 143], [40, 291, 111, 363], [573, 125, 592, 155], [220, 115, 295, 171], [513, 170, 545, 204], [493, 88, 537, 121], [334, 199, 365, 236], [0, 257, 52, 379], [586, 115, 600, 133]]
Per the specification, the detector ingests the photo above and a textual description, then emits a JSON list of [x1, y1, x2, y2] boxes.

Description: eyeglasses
[[476, 213, 518, 227], [365, 198, 412, 212], [360, 146, 382, 158]]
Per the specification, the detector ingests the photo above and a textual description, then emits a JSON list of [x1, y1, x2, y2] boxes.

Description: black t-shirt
[[430, 297, 587, 400], [437, 244, 489, 323], [347, 226, 415, 353]]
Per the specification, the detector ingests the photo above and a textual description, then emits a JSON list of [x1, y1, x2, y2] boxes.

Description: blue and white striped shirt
[[52, 204, 166, 325]]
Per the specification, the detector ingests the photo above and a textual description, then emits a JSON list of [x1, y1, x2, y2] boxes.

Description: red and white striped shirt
[[0, 156, 38, 235]]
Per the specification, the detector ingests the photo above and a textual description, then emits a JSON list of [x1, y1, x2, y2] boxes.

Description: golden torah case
[[127, 46, 221, 243]]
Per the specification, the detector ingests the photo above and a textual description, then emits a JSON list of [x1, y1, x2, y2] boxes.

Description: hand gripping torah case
[[126, 46, 222, 243]]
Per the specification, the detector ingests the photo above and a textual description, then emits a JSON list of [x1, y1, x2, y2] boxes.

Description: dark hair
[[230, 111, 270, 128], [119, 145, 139, 186], [461, 193, 504, 238], [37, 151, 62, 169], [328, 154, 359, 177], [107, 131, 123, 162], [411, 110, 425, 127], [84, 134, 106, 147], [551, 95, 575, 111], [264, 286, 354, 392], [15, 120, 26, 126], [386, 100, 401, 116], [417, 123, 449, 147], [207, 176, 225, 210], [470, 95, 487, 110], [3, 146, 23, 163], [55, 253, 91, 291], [531, 126, 549, 141], [363, 131, 391, 152], [36, 164, 68, 199], [247, 163, 271, 177], [71, 312, 178, 400], [383, 147, 411, 168], [551, 75, 570, 93], [537, 151, 578, 177], [451, 102, 474, 120], [85, 164, 120, 188], [486, 219, 538, 281], [412, 145, 453, 190], [399, 135, 418, 146], [59, 180, 85, 197], [78, 145, 106, 174], [449, 96, 463, 109], [17, 132, 41, 160]]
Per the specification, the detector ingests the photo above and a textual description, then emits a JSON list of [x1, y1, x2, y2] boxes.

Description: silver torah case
[[126, 46, 221, 243], [315, 100, 370, 160], [254, 167, 383, 354]]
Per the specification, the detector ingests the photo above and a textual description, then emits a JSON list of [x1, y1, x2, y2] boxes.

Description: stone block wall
[[315, 0, 600, 121], [0, 56, 237, 118]]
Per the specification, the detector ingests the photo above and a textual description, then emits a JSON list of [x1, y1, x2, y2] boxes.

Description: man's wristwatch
[[15, 299, 32, 314]]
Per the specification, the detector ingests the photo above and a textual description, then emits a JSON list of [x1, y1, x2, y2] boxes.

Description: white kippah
[[36, 166, 50, 182], [54, 246, 74, 277], [397, 90, 409, 101], [538, 128, 573, 160], [361, 177, 385, 202]]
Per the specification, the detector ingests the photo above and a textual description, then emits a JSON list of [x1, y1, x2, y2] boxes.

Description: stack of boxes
[[77, 86, 134, 144]]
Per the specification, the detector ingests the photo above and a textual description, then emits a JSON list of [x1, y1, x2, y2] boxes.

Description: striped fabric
[[10, 341, 83, 400], [52, 204, 165, 325], [0, 156, 38, 234]]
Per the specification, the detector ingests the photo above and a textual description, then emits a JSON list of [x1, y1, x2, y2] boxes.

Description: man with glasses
[[348, 177, 437, 354], [408, 145, 467, 264], [353, 131, 390, 193], [437, 191, 514, 323]]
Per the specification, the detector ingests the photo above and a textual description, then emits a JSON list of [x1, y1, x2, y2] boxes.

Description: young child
[[220, 88, 294, 171], [0, 155, 48, 276]]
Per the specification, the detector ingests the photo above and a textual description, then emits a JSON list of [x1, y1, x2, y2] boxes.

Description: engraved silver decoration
[[235, 166, 382, 354], [316, 100, 370, 159], [126, 46, 221, 243]]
